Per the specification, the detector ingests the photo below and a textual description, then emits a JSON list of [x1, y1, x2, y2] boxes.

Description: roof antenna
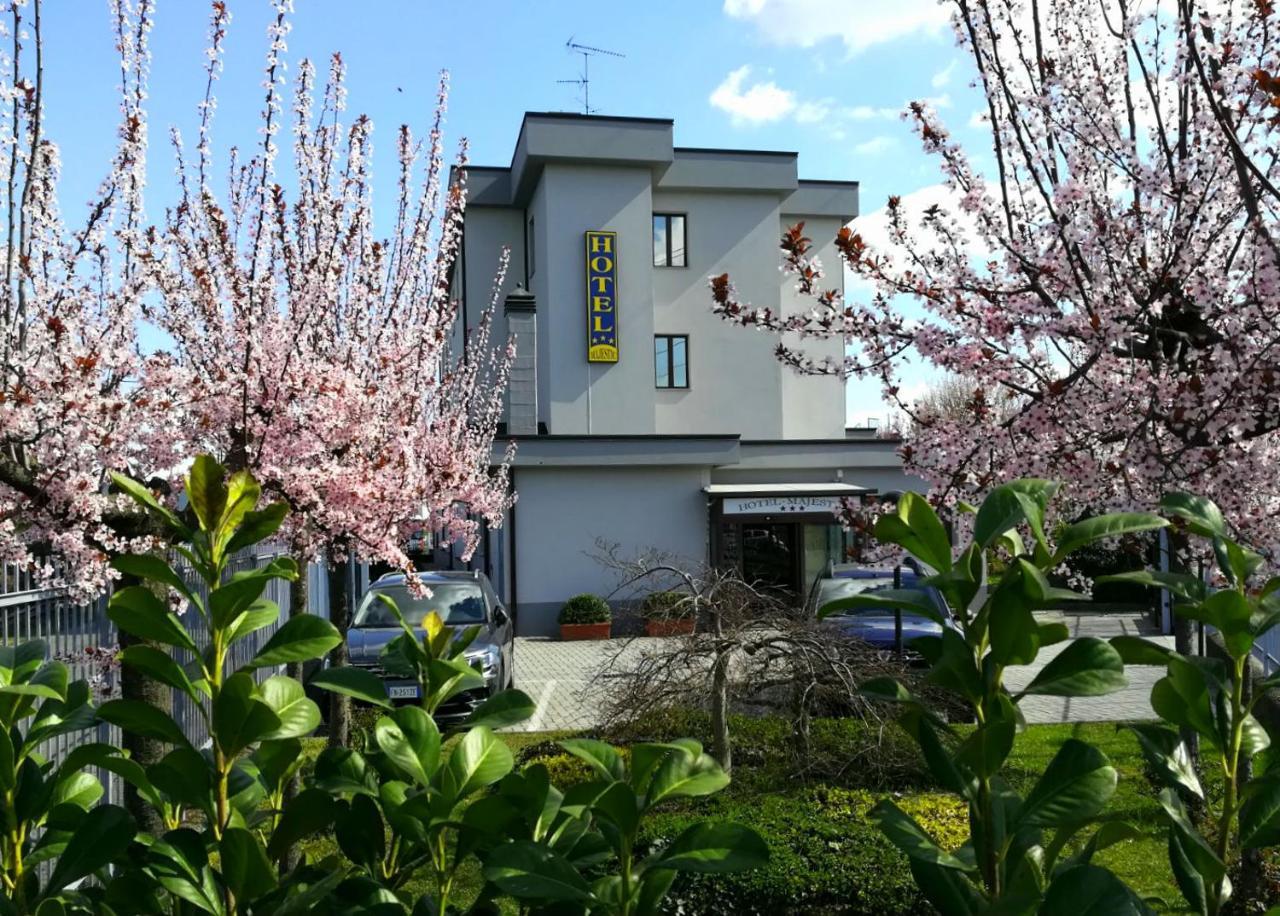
[[557, 37, 625, 114]]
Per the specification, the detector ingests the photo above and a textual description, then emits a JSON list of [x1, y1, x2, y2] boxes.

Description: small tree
[[836, 481, 1168, 911], [136, 3, 514, 747]]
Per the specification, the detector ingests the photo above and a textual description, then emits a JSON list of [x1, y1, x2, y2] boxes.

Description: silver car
[[347, 570, 515, 719]]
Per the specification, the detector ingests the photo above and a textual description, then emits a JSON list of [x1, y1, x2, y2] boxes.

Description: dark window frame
[[525, 214, 535, 282], [654, 334, 690, 389], [652, 213, 688, 268]]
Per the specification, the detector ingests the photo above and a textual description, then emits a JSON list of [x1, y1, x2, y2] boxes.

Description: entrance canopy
[[703, 482, 871, 521]]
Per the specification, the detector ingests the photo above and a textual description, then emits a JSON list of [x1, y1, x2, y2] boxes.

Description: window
[[654, 334, 689, 388], [653, 213, 686, 267], [526, 215, 535, 280]]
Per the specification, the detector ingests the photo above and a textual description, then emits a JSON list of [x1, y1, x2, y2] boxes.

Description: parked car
[[346, 570, 514, 719], [808, 563, 955, 659]]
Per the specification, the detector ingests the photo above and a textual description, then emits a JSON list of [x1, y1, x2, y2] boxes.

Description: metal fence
[[0, 549, 337, 808]]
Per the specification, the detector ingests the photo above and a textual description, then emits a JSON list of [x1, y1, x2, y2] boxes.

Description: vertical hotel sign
[[585, 230, 618, 362]]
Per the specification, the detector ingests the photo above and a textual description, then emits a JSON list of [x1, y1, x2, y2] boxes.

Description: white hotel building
[[452, 113, 920, 635]]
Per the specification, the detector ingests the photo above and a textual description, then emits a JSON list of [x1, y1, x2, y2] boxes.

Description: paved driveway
[[510, 611, 1171, 732]]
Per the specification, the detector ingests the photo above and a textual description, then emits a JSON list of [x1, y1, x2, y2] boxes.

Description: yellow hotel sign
[[585, 230, 618, 362]]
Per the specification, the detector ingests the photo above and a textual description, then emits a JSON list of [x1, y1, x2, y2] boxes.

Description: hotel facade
[[452, 113, 921, 635]]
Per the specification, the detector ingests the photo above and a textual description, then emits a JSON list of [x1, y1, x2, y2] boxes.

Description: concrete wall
[[509, 465, 709, 636], [537, 163, 658, 435], [651, 189, 793, 438], [778, 213, 848, 439], [461, 205, 525, 365]]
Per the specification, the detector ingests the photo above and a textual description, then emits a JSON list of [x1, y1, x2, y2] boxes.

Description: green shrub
[[558, 592, 611, 625], [641, 589, 693, 620], [602, 707, 930, 791], [646, 786, 965, 915]]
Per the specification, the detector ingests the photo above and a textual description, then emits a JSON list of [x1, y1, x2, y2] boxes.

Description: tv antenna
[[557, 38, 625, 114]]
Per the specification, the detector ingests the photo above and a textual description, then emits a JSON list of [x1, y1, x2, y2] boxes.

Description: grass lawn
[[296, 717, 1205, 914]]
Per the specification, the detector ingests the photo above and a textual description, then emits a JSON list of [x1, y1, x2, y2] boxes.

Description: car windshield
[[352, 582, 486, 627], [816, 576, 931, 618]]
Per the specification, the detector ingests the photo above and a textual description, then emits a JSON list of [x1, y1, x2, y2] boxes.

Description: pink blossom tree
[[0, 0, 186, 598], [135, 3, 514, 747], [711, 0, 1280, 553]]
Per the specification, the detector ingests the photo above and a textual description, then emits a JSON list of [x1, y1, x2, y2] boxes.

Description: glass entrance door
[[740, 523, 799, 596]]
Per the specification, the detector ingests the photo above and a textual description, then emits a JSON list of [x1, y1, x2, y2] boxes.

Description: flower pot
[[559, 622, 611, 641], [645, 618, 694, 637]]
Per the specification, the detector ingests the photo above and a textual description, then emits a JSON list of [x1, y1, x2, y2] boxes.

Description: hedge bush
[[558, 592, 611, 625], [645, 786, 966, 915], [641, 589, 693, 620]]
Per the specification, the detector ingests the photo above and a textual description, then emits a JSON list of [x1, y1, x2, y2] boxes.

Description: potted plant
[[559, 593, 612, 640], [642, 590, 696, 637]]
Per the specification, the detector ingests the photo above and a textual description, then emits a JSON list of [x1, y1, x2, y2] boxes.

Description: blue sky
[[39, 0, 984, 425]]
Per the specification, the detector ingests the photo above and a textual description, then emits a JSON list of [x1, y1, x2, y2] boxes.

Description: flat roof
[[703, 482, 870, 496]]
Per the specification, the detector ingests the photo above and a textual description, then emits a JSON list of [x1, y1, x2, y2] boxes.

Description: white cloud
[[723, 0, 953, 55], [709, 65, 796, 125], [931, 60, 958, 89], [853, 135, 896, 155], [967, 109, 988, 129]]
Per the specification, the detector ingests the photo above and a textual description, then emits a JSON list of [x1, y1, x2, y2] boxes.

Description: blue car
[[347, 570, 514, 719], [809, 564, 955, 657]]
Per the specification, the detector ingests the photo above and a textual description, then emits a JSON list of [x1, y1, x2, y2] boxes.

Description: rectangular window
[[654, 334, 689, 388], [526, 215, 535, 280], [652, 214, 686, 267]]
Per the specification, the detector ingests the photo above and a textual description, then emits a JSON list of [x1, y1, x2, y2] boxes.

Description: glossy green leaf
[[988, 566, 1041, 666], [1109, 635, 1174, 666], [647, 744, 729, 806], [107, 587, 197, 654], [973, 480, 1058, 548], [245, 614, 340, 669], [1019, 638, 1127, 697], [45, 803, 136, 892], [98, 700, 191, 749], [119, 645, 200, 700], [186, 454, 229, 535], [374, 707, 441, 785], [559, 738, 626, 782], [336, 793, 385, 871], [1160, 493, 1227, 539], [1053, 513, 1168, 562], [225, 502, 289, 555], [220, 827, 275, 903], [111, 554, 198, 608], [484, 839, 596, 903], [1240, 775, 1280, 848], [110, 472, 185, 533], [1096, 570, 1207, 604], [444, 725, 514, 800], [872, 491, 953, 572], [257, 675, 321, 740], [212, 673, 282, 755], [1124, 723, 1203, 799], [307, 665, 391, 709], [654, 821, 769, 873], [1041, 864, 1157, 915], [464, 687, 536, 730], [1017, 739, 1117, 827]]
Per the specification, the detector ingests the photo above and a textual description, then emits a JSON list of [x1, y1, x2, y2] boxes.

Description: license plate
[[389, 685, 419, 699]]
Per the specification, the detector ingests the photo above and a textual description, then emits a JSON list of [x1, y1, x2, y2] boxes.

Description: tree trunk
[[1167, 531, 1201, 770], [710, 646, 732, 774], [326, 558, 352, 750], [708, 606, 732, 773], [1238, 661, 1265, 902], [117, 627, 168, 835], [279, 552, 309, 871], [116, 560, 170, 835]]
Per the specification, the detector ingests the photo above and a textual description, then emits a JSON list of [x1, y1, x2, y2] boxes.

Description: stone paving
[[510, 611, 1170, 732], [1006, 611, 1170, 724]]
